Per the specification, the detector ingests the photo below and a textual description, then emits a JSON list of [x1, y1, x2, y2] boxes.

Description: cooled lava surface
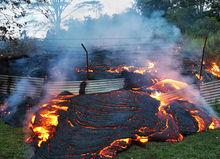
[[29, 90, 220, 159]]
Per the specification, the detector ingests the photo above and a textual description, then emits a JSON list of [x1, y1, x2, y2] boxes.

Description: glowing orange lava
[[148, 79, 188, 93], [75, 61, 157, 75], [206, 62, 220, 78], [209, 117, 220, 130], [99, 138, 131, 158], [29, 98, 70, 147], [189, 110, 206, 132]]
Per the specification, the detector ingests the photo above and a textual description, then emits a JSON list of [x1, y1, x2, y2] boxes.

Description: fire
[[206, 62, 220, 78], [29, 96, 71, 147]]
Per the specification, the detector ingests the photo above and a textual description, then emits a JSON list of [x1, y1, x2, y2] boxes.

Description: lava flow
[[28, 77, 220, 159], [76, 60, 157, 75], [28, 95, 74, 147], [148, 79, 220, 134], [206, 62, 220, 78]]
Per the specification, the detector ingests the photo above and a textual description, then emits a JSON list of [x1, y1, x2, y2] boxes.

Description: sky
[[26, 0, 134, 38]]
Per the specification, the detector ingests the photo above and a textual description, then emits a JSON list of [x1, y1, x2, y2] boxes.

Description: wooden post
[[199, 36, 208, 80], [81, 43, 89, 80]]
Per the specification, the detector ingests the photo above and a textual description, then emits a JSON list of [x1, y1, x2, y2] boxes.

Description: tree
[[31, 0, 103, 34], [0, 0, 31, 41], [135, 0, 220, 36], [209, 0, 220, 21], [135, 0, 174, 16]]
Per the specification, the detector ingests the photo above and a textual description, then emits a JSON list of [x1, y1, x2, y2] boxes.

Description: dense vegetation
[[135, 0, 220, 61]]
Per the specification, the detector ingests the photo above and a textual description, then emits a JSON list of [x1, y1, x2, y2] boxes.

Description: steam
[[2, 10, 216, 122], [4, 79, 36, 114], [42, 11, 182, 79]]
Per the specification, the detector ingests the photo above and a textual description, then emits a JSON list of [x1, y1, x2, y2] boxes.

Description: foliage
[[136, 0, 220, 36], [135, 0, 220, 61], [0, 0, 31, 41], [31, 0, 103, 34]]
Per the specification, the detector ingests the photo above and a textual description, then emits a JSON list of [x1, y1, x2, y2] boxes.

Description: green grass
[[117, 130, 220, 159], [0, 120, 25, 159], [0, 104, 219, 159]]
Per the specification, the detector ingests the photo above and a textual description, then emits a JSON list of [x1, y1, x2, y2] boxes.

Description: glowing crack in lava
[[206, 62, 220, 78], [29, 95, 73, 147], [76, 60, 157, 75], [28, 79, 220, 158], [148, 79, 220, 133]]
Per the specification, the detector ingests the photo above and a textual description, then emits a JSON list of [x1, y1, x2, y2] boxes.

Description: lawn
[[0, 120, 25, 159], [0, 104, 219, 159]]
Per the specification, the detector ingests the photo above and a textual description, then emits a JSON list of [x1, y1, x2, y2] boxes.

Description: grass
[[0, 104, 219, 159], [117, 130, 220, 159], [0, 120, 25, 159]]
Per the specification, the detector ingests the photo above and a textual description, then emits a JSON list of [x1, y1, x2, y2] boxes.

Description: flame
[[206, 62, 220, 78]]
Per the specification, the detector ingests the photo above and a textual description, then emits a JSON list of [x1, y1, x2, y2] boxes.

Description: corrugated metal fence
[[0, 75, 124, 97], [0, 74, 219, 105], [200, 80, 220, 104]]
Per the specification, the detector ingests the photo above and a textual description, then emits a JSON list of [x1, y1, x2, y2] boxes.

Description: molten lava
[[206, 62, 220, 78], [148, 79, 189, 106], [148, 79, 188, 93], [75, 61, 157, 75], [27, 72, 220, 159], [29, 97, 71, 147]]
